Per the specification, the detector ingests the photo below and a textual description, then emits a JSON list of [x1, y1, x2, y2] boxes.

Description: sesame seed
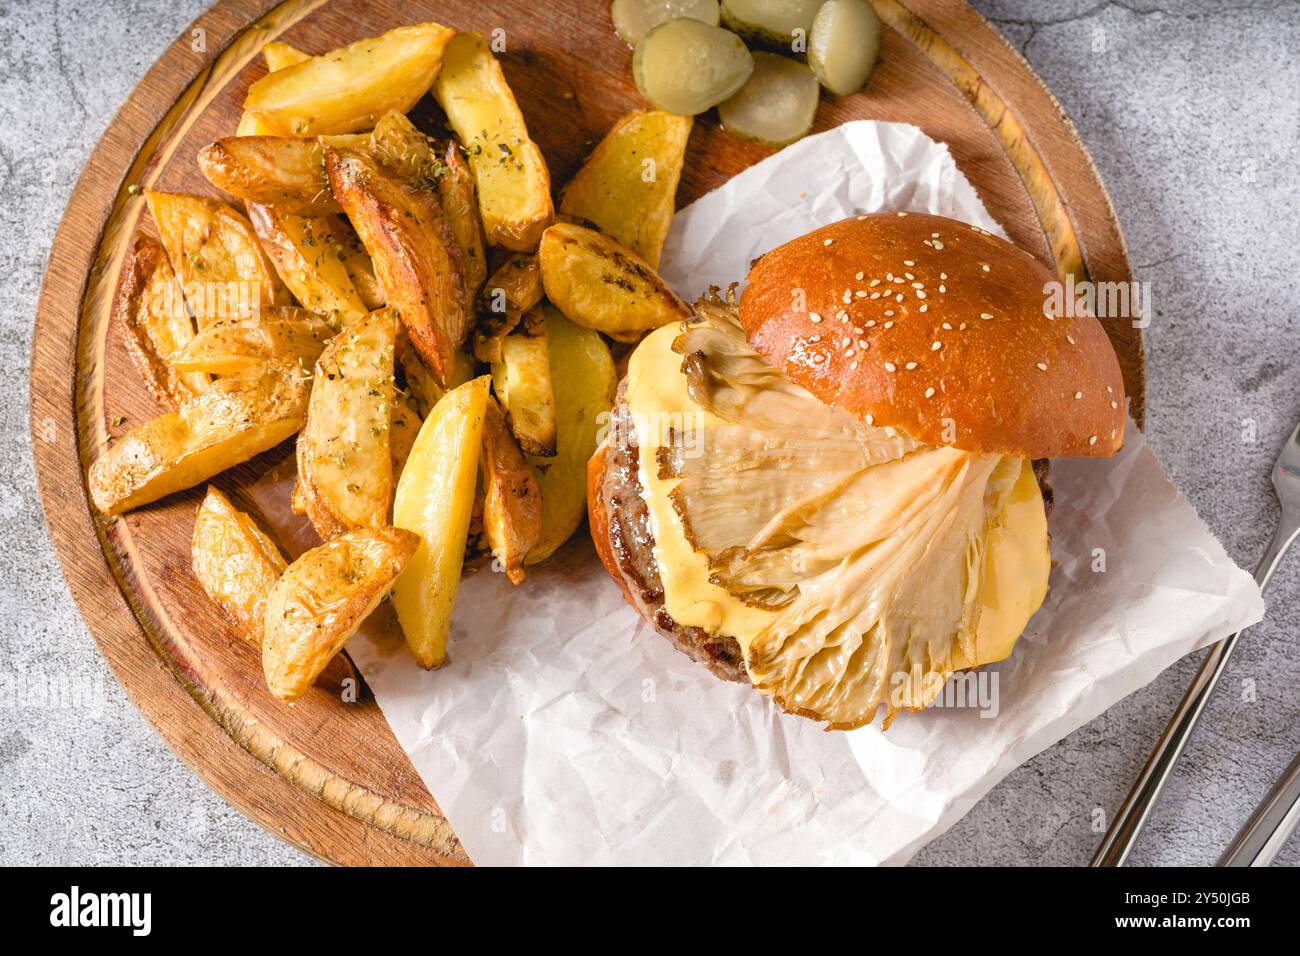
[[884, 310, 894, 316], [904, 273, 915, 280], [925, 387, 935, 398], [1036, 362, 1048, 371], [933, 241, 944, 250], [865, 319, 877, 327], [883, 321, 894, 329], [938, 284, 947, 293], [858, 339, 868, 349], [1067, 335, 1077, 345], [897, 212, 907, 217], [856, 272, 865, 280], [850, 361, 859, 370], [810, 312, 822, 323], [916, 291, 927, 299], [904, 260, 915, 266], [905, 361, 918, 370], [982, 264, 990, 272], [893, 276, 904, 284], [870, 292, 881, 299], [931, 340, 942, 351], [919, 304, 929, 313], [940, 273, 948, 280], [837, 310, 848, 323], [865, 414, 874, 424], [1106, 385, 1113, 394], [1110, 401, 1118, 409], [1088, 435, 1098, 446], [846, 348, 855, 358], [896, 294, 904, 302], [931, 233, 940, 239], [1074, 391, 1083, 399], [942, 322, 952, 330], [911, 282, 924, 289], [842, 336, 852, 346], [980, 313, 993, 319], [855, 290, 867, 298], [884, 362, 897, 372], [869, 278, 881, 287], [824, 238, 833, 246]]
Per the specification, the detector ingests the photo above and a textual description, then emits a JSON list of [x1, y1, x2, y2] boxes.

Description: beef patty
[[595, 381, 1053, 683]]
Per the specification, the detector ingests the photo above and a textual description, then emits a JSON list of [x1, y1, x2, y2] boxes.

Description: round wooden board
[[30, 0, 1145, 867]]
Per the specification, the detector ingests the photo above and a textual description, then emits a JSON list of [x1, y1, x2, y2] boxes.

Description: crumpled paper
[[253, 120, 1264, 866]]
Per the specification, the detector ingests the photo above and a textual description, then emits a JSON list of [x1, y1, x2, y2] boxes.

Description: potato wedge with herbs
[[366, 111, 487, 298], [261, 40, 311, 72], [198, 136, 339, 216], [297, 308, 399, 540], [146, 191, 290, 328], [392, 375, 491, 669], [168, 306, 334, 375], [480, 397, 541, 584], [337, 225, 385, 309], [538, 222, 690, 336], [526, 306, 617, 563], [89, 359, 310, 516], [559, 111, 691, 269], [243, 23, 456, 136], [262, 526, 418, 701], [248, 205, 369, 322], [327, 147, 469, 384], [491, 309, 556, 457], [191, 485, 287, 644], [433, 31, 553, 251], [474, 253, 542, 363], [389, 393, 422, 480], [114, 234, 209, 409]]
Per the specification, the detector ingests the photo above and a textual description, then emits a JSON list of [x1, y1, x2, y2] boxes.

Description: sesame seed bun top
[[738, 212, 1126, 457]]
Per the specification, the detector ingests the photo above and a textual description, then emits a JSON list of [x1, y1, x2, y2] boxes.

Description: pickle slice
[[612, 0, 721, 47], [720, 0, 824, 48], [808, 0, 882, 96], [718, 52, 819, 147], [633, 19, 754, 116]]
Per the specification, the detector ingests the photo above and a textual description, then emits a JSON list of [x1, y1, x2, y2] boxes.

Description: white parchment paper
[[253, 121, 1264, 866]]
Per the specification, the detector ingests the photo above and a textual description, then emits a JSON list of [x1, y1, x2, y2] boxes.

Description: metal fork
[[1091, 421, 1300, 866]]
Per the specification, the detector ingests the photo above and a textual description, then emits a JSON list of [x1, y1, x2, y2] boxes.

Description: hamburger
[[587, 212, 1125, 729]]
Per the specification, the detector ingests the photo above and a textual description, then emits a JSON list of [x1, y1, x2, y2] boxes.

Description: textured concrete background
[[2, 0, 1296, 866]]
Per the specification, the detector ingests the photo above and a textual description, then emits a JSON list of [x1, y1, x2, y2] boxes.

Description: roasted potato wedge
[[114, 234, 209, 409], [526, 306, 617, 563], [389, 393, 422, 480], [337, 225, 385, 309], [437, 140, 487, 298], [198, 136, 339, 216], [247, 205, 369, 322], [262, 40, 311, 72], [474, 253, 542, 363], [89, 359, 310, 516], [490, 309, 556, 457], [146, 191, 290, 328], [367, 111, 487, 298], [327, 147, 469, 384], [539, 222, 691, 336], [399, 345, 474, 418], [262, 526, 418, 700], [191, 485, 287, 643], [559, 111, 691, 268], [433, 31, 553, 251], [243, 23, 456, 136], [481, 396, 541, 584], [297, 308, 399, 539], [392, 375, 490, 668], [168, 306, 334, 375]]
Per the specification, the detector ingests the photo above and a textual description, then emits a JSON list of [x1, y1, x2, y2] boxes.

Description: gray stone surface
[[1, 0, 1296, 866]]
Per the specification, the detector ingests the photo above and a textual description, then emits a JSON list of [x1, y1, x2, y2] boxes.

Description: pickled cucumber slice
[[633, 19, 754, 116], [718, 52, 819, 147], [808, 0, 882, 96], [720, 0, 824, 48], [612, 0, 721, 47]]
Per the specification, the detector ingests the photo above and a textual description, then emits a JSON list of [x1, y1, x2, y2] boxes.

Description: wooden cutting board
[[29, 0, 1145, 866]]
